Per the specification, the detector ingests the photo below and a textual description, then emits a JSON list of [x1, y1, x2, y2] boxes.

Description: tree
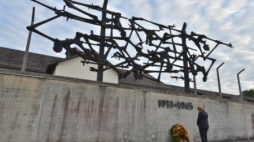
[[242, 89, 254, 97]]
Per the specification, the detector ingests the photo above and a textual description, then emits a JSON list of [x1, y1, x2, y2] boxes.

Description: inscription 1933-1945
[[158, 100, 193, 110]]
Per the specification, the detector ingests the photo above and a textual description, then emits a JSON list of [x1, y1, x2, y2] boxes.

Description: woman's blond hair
[[197, 106, 204, 110]]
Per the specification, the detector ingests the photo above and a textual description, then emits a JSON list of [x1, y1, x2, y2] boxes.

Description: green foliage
[[242, 89, 254, 97]]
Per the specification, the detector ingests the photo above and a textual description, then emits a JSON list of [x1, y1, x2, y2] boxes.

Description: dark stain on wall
[[125, 96, 128, 110], [143, 91, 147, 121], [11, 112, 19, 129], [8, 112, 19, 142], [131, 97, 136, 127], [97, 86, 106, 142], [32, 104, 40, 116], [75, 94, 81, 114], [57, 89, 70, 142], [46, 94, 58, 142], [98, 88, 105, 127], [252, 113, 254, 137], [86, 98, 95, 120], [143, 91, 147, 109], [114, 97, 119, 142], [0, 101, 5, 124], [83, 98, 88, 118]]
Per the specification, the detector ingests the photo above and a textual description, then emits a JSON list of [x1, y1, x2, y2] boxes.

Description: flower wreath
[[170, 124, 190, 142]]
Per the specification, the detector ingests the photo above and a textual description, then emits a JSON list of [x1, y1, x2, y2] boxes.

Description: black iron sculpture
[[27, 0, 233, 93]]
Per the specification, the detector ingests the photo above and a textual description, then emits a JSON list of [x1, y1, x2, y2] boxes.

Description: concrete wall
[[53, 57, 119, 84], [0, 71, 254, 142]]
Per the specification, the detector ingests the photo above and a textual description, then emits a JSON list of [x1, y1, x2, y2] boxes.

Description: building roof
[[119, 72, 173, 90], [0, 46, 62, 73]]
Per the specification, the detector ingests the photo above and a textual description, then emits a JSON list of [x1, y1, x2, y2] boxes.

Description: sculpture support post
[[21, 7, 35, 72], [182, 23, 190, 93], [97, 0, 108, 82], [216, 62, 224, 98], [237, 68, 245, 101], [193, 75, 197, 95]]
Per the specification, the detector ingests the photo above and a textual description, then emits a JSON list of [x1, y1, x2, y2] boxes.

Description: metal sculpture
[[27, 0, 233, 93]]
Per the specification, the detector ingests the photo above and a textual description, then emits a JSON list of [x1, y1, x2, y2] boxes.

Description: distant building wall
[[0, 71, 253, 142], [53, 57, 119, 84]]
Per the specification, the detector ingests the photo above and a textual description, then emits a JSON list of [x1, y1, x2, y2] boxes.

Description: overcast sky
[[0, 0, 254, 95]]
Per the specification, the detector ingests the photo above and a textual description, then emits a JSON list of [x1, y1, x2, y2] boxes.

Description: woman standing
[[197, 106, 209, 142]]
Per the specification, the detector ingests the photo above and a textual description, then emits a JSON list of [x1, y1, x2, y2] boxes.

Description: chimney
[[65, 47, 82, 58]]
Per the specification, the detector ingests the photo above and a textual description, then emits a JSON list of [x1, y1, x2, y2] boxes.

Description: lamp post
[[216, 62, 224, 98], [21, 7, 35, 72], [237, 68, 245, 101]]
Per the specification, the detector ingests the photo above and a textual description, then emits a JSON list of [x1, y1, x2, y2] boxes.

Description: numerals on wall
[[158, 100, 193, 110]]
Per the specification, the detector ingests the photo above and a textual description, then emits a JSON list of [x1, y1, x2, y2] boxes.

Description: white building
[[46, 55, 121, 84]]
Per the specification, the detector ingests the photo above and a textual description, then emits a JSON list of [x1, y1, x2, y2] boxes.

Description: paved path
[[228, 141, 254, 142], [210, 140, 254, 142]]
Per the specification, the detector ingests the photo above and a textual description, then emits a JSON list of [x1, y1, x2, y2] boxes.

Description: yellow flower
[[170, 124, 190, 142]]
